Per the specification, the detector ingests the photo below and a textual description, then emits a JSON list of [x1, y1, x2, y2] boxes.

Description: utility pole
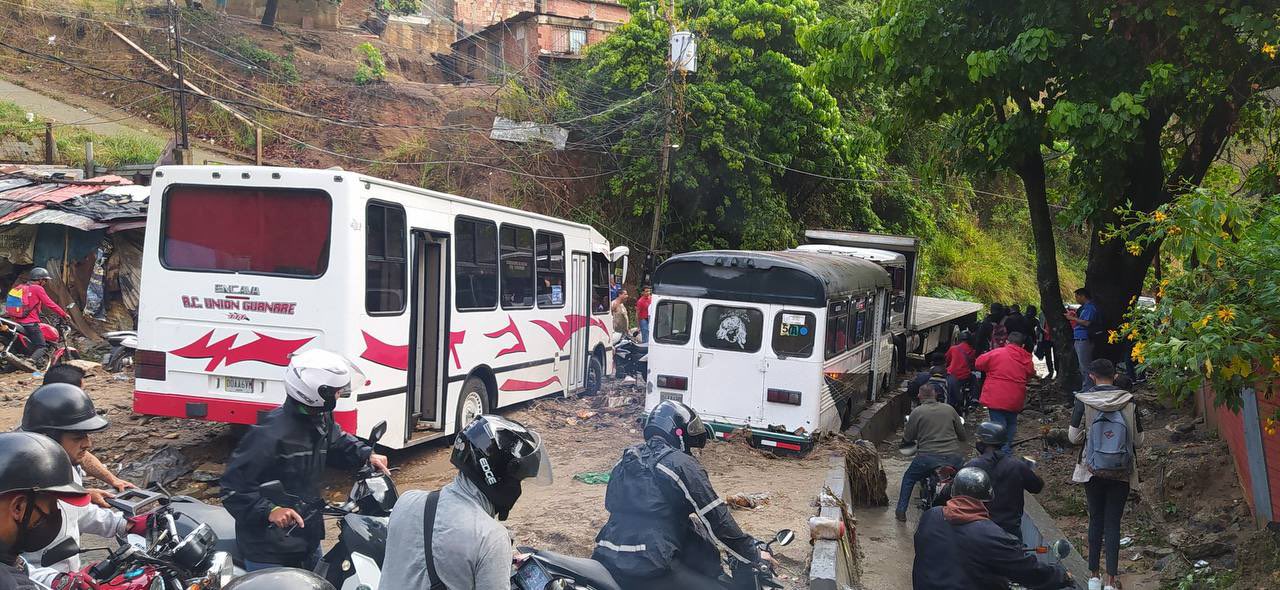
[[168, 0, 191, 162], [646, 0, 678, 284]]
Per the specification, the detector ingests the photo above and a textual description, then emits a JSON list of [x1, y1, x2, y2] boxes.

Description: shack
[[0, 166, 148, 338]]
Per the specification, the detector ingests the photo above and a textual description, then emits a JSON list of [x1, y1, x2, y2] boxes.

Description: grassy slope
[[0, 99, 162, 168]]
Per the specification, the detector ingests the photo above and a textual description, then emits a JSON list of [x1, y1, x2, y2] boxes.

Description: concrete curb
[[1023, 491, 1089, 588], [847, 390, 910, 444], [809, 454, 855, 590]]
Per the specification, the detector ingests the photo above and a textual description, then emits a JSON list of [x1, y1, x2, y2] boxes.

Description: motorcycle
[[0, 304, 79, 372], [39, 498, 235, 590], [1010, 539, 1076, 589], [610, 331, 647, 382], [257, 421, 395, 590], [512, 529, 795, 590], [899, 415, 962, 512], [103, 330, 138, 372]]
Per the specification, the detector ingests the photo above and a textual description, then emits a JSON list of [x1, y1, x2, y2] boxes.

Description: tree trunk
[[1016, 148, 1077, 397], [261, 0, 279, 27]]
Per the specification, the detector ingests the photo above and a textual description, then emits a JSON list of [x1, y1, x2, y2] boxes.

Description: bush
[[376, 0, 420, 15], [230, 37, 300, 85], [354, 43, 387, 85]]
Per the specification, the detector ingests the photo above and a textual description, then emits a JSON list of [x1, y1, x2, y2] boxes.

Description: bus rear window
[[162, 185, 332, 278]]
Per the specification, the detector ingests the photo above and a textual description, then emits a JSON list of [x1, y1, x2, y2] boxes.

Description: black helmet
[[0, 432, 90, 505], [223, 568, 335, 590], [28, 267, 51, 281], [951, 467, 994, 501], [450, 415, 551, 521], [22, 383, 109, 436], [643, 400, 708, 453], [975, 421, 1008, 447]]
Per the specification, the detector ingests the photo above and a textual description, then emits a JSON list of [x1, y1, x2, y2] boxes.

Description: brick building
[[450, 0, 628, 85]]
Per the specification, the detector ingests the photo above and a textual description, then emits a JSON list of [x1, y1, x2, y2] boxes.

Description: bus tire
[[585, 356, 603, 396], [456, 377, 490, 432]]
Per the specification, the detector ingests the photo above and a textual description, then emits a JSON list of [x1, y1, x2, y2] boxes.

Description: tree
[[570, 0, 879, 253], [809, 0, 1280, 391], [261, 0, 279, 27]]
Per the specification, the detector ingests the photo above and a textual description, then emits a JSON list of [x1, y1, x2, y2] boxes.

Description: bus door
[[409, 230, 449, 432], [691, 301, 767, 423], [566, 251, 591, 392], [762, 306, 819, 428]]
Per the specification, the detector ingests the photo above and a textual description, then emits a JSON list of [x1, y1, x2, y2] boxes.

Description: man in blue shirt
[[1065, 288, 1097, 392]]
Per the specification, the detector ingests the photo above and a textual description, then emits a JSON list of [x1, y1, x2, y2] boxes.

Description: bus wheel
[[457, 377, 490, 431], [585, 356, 603, 396]]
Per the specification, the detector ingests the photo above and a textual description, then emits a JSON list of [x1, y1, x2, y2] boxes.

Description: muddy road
[[2, 367, 832, 588]]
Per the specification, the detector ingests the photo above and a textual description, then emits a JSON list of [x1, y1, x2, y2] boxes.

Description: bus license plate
[[225, 377, 254, 394]]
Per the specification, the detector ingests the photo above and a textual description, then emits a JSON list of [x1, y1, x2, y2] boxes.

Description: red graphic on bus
[[483, 316, 527, 358], [172, 331, 313, 371], [360, 332, 409, 370], [499, 376, 561, 392], [531, 314, 609, 350]]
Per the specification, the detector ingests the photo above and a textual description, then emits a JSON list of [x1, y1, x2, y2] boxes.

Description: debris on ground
[[846, 440, 888, 507], [572, 472, 611, 485], [117, 445, 192, 488], [726, 492, 771, 510]]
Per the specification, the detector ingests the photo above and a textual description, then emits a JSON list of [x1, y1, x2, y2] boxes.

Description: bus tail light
[[656, 375, 688, 390], [767, 388, 802, 405], [135, 349, 167, 381]]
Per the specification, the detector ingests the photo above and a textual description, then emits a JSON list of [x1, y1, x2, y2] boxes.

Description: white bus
[[133, 166, 627, 448], [644, 250, 891, 452]]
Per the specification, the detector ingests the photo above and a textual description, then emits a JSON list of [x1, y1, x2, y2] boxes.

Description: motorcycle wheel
[[107, 346, 129, 372]]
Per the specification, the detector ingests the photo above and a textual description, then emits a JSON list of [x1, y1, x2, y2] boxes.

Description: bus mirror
[[610, 246, 630, 287], [608, 246, 630, 262], [369, 421, 388, 446]]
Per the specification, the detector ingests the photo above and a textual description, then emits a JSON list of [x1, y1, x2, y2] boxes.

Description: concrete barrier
[[847, 389, 910, 444], [809, 454, 856, 590]]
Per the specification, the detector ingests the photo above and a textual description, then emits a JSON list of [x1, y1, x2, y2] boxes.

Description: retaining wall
[[809, 454, 856, 590]]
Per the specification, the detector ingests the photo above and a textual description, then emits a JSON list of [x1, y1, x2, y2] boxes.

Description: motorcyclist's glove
[[51, 568, 96, 590], [126, 514, 150, 535]]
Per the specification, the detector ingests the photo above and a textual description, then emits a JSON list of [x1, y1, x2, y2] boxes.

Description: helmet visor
[[513, 431, 554, 486]]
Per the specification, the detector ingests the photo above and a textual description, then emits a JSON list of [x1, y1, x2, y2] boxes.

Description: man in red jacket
[[944, 331, 977, 413], [7, 268, 69, 366], [975, 331, 1036, 455]]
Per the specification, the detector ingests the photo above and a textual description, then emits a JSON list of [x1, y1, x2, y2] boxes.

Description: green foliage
[[571, 0, 878, 251], [376, 0, 420, 15], [229, 37, 299, 85], [0, 100, 161, 167], [354, 43, 387, 85], [1113, 188, 1280, 417], [1172, 567, 1238, 590]]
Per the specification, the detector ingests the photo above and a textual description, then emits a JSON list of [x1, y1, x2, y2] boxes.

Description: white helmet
[[284, 349, 356, 410]]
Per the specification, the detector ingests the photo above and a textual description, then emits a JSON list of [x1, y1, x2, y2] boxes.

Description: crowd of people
[[901, 312, 1145, 590]]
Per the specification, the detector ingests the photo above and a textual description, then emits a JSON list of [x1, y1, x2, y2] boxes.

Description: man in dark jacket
[[220, 350, 388, 571], [0, 432, 93, 590], [975, 303, 1006, 355], [594, 401, 776, 589], [907, 353, 949, 404], [913, 467, 1070, 590], [965, 422, 1043, 540]]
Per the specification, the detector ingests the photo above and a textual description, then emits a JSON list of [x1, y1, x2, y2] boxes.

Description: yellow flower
[[1152, 210, 1168, 223], [1227, 279, 1238, 291], [1266, 418, 1278, 437], [1193, 314, 1212, 331], [1273, 355, 1280, 374], [1168, 225, 1182, 235], [1108, 330, 1120, 344], [1127, 242, 1142, 256], [1264, 43, 1278, 60], [1130, 341, 1146, 364], [1216, 307, 1235, 324], [1127, 331, 1137, 341], [1204, 358, 1213, 376]]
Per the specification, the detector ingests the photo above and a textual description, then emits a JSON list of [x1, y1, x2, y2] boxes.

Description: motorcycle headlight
[[148, 577, 164, 590], [211, 551, 234, 589]]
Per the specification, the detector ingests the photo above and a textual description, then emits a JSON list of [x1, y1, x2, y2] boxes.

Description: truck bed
[[911, 296, 983, 331]]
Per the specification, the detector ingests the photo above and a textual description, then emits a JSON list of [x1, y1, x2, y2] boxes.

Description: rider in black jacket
[[220, 350, 388, 571], [914, 467, 1070, 590], [965, 421, 1043, 540], [593, 401, 776, 589]]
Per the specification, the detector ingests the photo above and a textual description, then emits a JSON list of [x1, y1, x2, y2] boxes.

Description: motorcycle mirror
[[40, 537, 81, 567], [258, 480, 288, 504], [66, 303, 76, 310], [774, 529, 795, 547], [369, 421, 388, 446], [1052, 539, 1073, 560]]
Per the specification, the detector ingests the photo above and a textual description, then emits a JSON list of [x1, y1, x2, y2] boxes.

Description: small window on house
[[500, 224, 535, 309], [456, 217, 499, 310], [366, 202, 406, 315], [535, 231, 565, 308], [569, 28, 588, 54]]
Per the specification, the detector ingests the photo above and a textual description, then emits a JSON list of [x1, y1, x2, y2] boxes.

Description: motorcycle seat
[[534, 550, 623, 590]]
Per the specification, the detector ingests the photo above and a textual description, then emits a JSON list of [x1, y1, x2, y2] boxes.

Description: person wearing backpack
[[5, 268, 70, 366], [1069, 359, 1144, 590], [908, 353, 950, 405]]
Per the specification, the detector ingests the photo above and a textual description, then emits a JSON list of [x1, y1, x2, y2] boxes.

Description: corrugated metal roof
[[0, 175, 128, 224], [17, 209, 107, 231], [0, 173, 133, 225]]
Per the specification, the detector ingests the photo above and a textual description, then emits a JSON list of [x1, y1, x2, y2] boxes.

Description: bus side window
[[591, 253, 610, 314], [536, 231, 565, 308], [456, 217, 499, 310], [825, 300, 848, 359], [366, 202, 406, 315], [854, 295, 869, 345], [653, 300, 692, 344], [500, 224, 535, 310]]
